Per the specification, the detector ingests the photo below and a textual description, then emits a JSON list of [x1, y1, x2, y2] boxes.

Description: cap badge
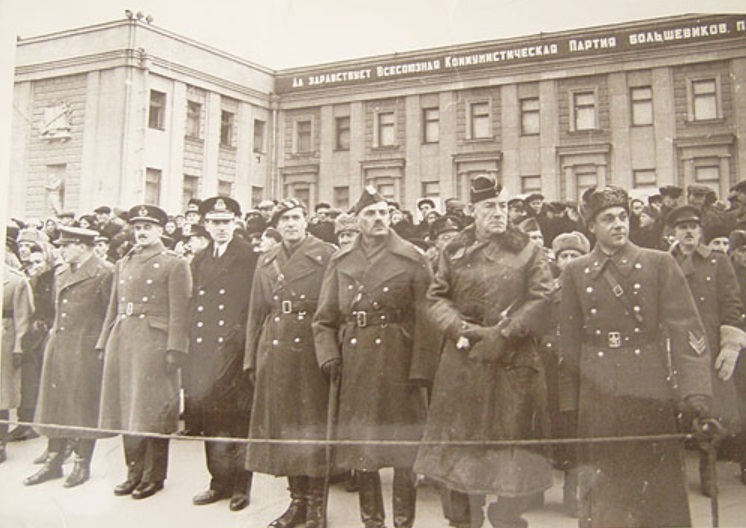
[[215, 199, 227, 211], [138, 206, 149, 218]]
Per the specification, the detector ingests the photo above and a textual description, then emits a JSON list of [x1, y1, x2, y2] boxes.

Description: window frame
[[422, 107, 440, 144], [375, 111, 396, 148], [630, 86, 653, 127], [467, 100, 492, 140], [185, 100, 202, 139], [294, 118, 313, 154], [220, 110, 236, 147], [571, 89, 598, 131], [520, 97, 540, 136], [253, 119, 266, 153], [689, 77, 721, 122], [335, 116, 351, 151], [148, 90, 166, 130]]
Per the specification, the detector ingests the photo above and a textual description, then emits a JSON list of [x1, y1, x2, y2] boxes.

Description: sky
[[0, 0, 743, 222]]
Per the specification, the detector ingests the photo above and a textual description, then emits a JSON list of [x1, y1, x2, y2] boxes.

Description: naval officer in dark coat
[[186, 196, 258, 511]]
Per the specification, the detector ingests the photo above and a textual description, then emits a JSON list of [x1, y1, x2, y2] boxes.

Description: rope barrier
[[0, 418, 697, 447]]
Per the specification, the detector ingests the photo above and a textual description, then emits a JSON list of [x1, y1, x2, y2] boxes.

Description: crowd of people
[[2, 176, 746, 528]]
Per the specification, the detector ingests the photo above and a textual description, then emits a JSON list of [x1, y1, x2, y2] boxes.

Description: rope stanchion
[[0, 418, 695, 448]]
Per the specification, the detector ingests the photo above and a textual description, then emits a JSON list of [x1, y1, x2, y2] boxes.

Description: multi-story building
[[9, 13, 746, 220]]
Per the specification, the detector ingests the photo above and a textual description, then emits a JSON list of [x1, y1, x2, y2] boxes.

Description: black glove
[[165, 349, 187, 372], [684, 394, 712, 421], [321, 358, 342, 383]]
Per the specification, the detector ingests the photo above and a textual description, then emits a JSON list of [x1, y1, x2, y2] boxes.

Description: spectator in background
[[334, 213, 360, 250]]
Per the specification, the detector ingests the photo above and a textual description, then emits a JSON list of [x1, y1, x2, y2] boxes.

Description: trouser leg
[[441, 488, 486, 528], [123, 435, 146, 481], [358, 470, 385, 528], [0, 410, 9, 441], [18, 344, 43, 422], [392, 468, 416, 528], [205, 439, 232, 493], [142, 437, 169, 482]]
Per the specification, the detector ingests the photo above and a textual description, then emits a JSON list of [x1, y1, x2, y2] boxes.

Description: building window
[[145, 168, 162, 205], [334, 186, 350, 209], [286, 184, 310, 207], [692, 79, 718, 121], [630, 87, 653, 126], [183, 175, 200, 209], [575, 165, 598, 200], [296, 119, 312, 153], [376, 112, 396, 147], [421, 181, 440, 198], [423, 107, 440, 143], [573, 91, 597, 131], [520, 98, 540, 136], [218, 180, 233, 197], [185, 101, 202, 138], [694, 160, 721, 187], [633, 169, 657, 188], [251, 186, 264, 208], [336, 116, 351, 151], [220, 110, 235, 147], [521, 175, 542, 193], [148, 91, 166, 130], [469, 101, 491, 139], [253, 119, 266, 153]]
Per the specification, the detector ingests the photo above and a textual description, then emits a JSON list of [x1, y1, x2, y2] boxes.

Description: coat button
[[294, 337, 300, 343], [348, 285, 353, 290], [633, 306, 641, 313], [196, 337, 203, 344], [374, 338, 381, 345], [634, 263, 642, 269], [197, 306, 204, 312], [300, 294, 306, 300], [633, 283, 641, 290], [62, 299, 68, 304], [597, 351, 604, 358], [218, 305, 224, 310], [219, 289, 226, 295], [120, 279, 125, 285], [350, 338, 357, 345], [61, 313, 67, 317], [298, 314, 305, 321], [218, 320, 225, 326], [272, 339, 279, 346], [274, 317, 280, 323], [383, 287, 389, 293], [197, 322, 203, 327], [584, 267, 590, 274], [634, 349, 641, 355], [139, 314, 145, 320], [218, 337, 224, 343], [586, 286, 593, 293], [595, 329, 602, 335], [590, 308, 597, 315], [199, 290, 205, 296], [706, 276, 711, 282], [153, 263, 160, 269], [121, 297, 125, 301], [146, 279, 153, 285], [142, 296, 149, 302]]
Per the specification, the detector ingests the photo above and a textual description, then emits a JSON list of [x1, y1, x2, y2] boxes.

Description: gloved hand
[[165, 349, 187, 372], [12, 352, 23, 369], [684, 394, 713, 421], [715, 344, 740, 381], [321, 358, 342, 383]]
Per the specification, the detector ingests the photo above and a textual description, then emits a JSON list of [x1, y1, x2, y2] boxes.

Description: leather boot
[[699, 452, 714, 498], [486, 497, 530, 528], [269, 476, 307, 528], [305, 477, 326, 528], [392, 469, 416, 528], [358, 471, 386, 528], [64, 457, 91, 488], [562, 469, 579, 518], [24, 451, 64, 486]]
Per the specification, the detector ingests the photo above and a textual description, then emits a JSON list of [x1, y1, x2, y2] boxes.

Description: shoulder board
[[160, 249, 180, 258]]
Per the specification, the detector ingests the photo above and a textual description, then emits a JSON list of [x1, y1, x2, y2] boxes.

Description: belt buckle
[[126, 302, 133, 316], [356, 311, 367, 328], [282, 300, 292, 314], [608, 331, 621, 349]]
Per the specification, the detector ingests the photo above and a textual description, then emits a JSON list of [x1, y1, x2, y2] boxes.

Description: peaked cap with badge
[[200, 196, 241, 220], [127, 204, 168, 227]]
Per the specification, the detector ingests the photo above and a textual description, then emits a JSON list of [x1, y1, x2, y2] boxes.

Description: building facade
[[9, 13, 746, 220]]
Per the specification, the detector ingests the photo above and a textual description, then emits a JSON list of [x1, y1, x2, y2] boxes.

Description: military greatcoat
[[671, 244, 745, 431], [414, 227, 554, 496], [186, 236, 258, 433], [560, 241, 712, 528], [313, 231, 435, 470], [245, 234, 336, 477], [35, 254, 113, 439], [1, 265, 33, 410], [96, 241, 191, 434]]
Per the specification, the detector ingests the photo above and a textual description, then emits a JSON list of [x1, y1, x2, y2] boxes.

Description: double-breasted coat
[[1, 265, 33, 410], [414, 227, 554, 496], [245, 235, 336, 477], [35, 255, 113, 438], [671, 244, 746, 431], [313, 231, 435, 470], [185, 236, 257, 433], [560, 241, 712, 528], [96, 241, 191, 434]]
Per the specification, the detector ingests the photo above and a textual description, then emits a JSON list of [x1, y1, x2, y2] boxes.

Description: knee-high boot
[[358, 470, 386, 528], [269, 476, 308, 528], [392, 468, 416, 528], [305, 477, 326, 528]]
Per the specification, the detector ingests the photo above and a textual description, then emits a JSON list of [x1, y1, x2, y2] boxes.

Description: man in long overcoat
[[24, 227, 113, 488], [667, 205, 746, 495], [313, 187, 435, 528], [186, 196, 257, 512], [244, 197, 336, 528], [414, 176, 554, 528], [559, 186, 713, 528], [1, 250, 33, 462], [96, 205, 191, 500]]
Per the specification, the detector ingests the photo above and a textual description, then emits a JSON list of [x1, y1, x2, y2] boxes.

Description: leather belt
[[273, 300, 317, 315], [117, 302, 168, 317], [345, 310, 409, 328], [584, 330, 659, 349]]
